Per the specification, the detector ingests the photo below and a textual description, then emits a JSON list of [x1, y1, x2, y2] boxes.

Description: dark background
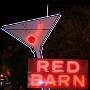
[[1, 1, 90, 25], [0, 1, 90, 89], [1, 1, 90, 44], [1, 1, 90, 42]]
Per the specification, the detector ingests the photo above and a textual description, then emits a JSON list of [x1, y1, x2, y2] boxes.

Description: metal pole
[[37, 3, 50, 90], [34, 50, 50, 90], [47, 3, 49, 16]]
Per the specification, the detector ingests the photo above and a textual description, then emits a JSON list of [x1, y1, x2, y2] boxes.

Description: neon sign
[[1, 14, 61, 58], [27, 22, 42, 44], [28, 58, 88, 89]]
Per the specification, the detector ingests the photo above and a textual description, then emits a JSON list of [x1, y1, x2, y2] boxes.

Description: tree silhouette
[[0, 39, 8, 74], [43, 5, 90, 59]]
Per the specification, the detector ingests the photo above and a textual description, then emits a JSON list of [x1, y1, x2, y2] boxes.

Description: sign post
[[35, 49, 49, 90]]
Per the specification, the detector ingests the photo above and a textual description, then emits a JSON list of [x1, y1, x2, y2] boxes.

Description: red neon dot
[[28, 36, 35, 43]]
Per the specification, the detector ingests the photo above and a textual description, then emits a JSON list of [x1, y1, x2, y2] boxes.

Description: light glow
[[37, 60, 49, 72], [0, 74, 3, 77], [67, 61, 79, 73], [36, 22, 42, 36], [30, 74, 42, 86], [45, 74, 56, 86], [58, 75, 70, 87], [28, 74, 87, 88], [28, 36, 35, 43], [27, 22, 42, 44], [52, 61, 64, 72], [73, 75, 85, 87]]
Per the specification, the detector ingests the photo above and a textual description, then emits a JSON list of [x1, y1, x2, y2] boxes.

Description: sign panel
[[27, 58, 88, 89]]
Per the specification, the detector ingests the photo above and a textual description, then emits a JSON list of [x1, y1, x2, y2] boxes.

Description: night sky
[[0, 0, 90, 26], [1, 1, 90, 25], [0, 1, 90, 43]]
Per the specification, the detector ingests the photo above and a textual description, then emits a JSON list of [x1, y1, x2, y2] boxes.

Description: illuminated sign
[[1, 14, 61, 57], [27, 58, 88, 89]]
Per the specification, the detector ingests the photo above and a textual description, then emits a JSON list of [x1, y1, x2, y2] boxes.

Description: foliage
[[43, 5, 90, 59], [7, 41, 33, 87], [0, 39, 8, 73], [0, 39, 8, 55]]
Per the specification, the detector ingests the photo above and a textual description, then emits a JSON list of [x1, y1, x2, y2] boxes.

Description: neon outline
[[67, 61, 80, 73], [52, 61, 64, 72], [27, 22, 42, 44], [37, 60, 49, 72], [1, 14, 61, 58], [30, 74, 42, 86], [45, 74, 56, 86], [73, 75, 85, 87], [58, 75, 70, 87]]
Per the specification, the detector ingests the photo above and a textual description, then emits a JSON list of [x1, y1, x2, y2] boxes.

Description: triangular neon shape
[[1, 14, 61, 54]]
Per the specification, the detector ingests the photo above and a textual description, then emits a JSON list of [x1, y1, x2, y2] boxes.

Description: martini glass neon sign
[[1, 14, 61, 58]]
